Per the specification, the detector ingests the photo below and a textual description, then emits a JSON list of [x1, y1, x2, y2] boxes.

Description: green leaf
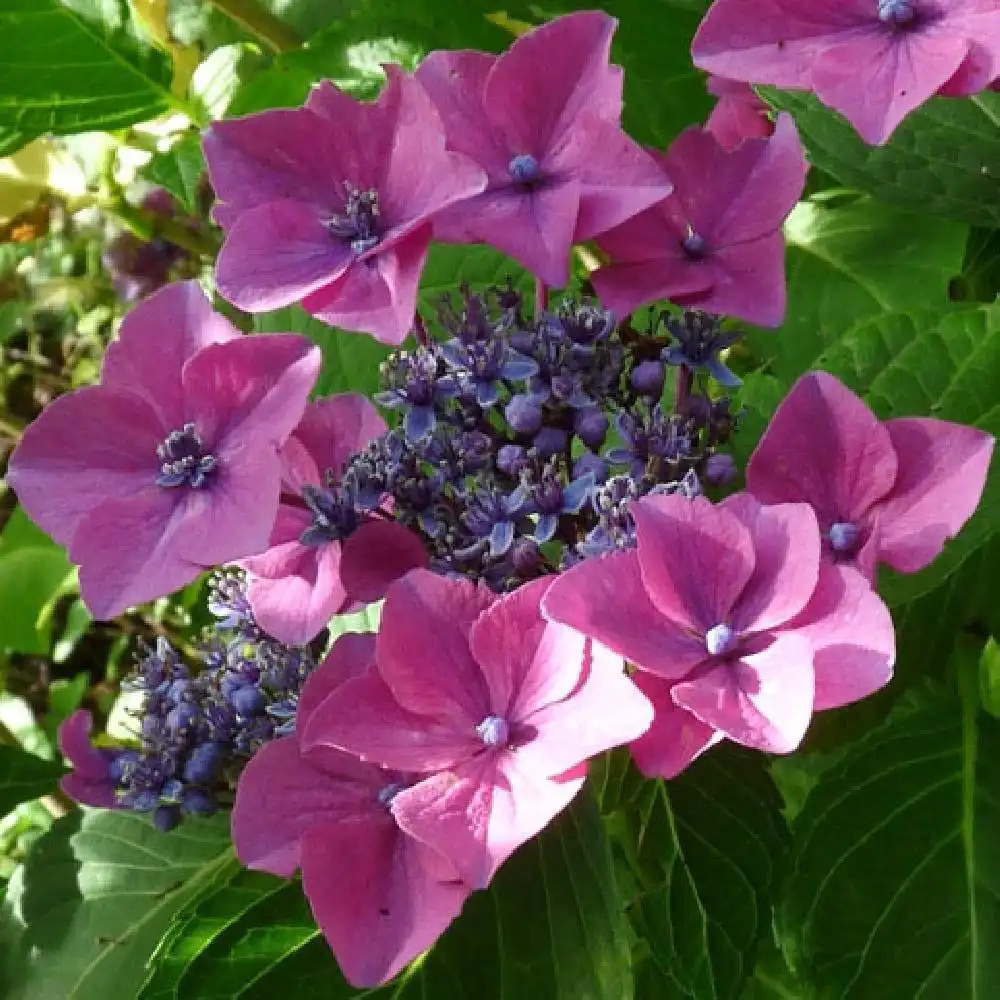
[[0, 0, 175, 156], [765, 89, 1000, 227], [779, 674, 1000, 999], [417, 243, 532, 318], [0, 544, 75, 654], [0, 810, 232, 1000], [141, 789, 632, 999], [227, 0, 516, 116], [140, 133, 205, 214], [607, 746, 790, 1000], [253, 306, 391, 399], [0, 746, 66, 817], [746, 195, 968, 385]]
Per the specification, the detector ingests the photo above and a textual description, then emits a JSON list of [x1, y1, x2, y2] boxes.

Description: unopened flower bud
[[631, 360, 665, 397], [704, 452, 737, 486], [574, 407, 609, 449], [505, 394, 544, 435]]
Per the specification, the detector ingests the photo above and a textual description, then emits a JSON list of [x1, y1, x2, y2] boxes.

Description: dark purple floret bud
[[505, 394, 544, 435], [681, 231, 708, 260], [498, 444, 529, 476], [510, 537, 544, 575], [704, 452, 737, 486], [551, 301, 614, 347], [154, 804, 181, 832], [230, 684, 266, 716], [631, 360, 665, 398], [155, 423, 217, 489], [509, 154, 541, 186], [574, 407, 609, 450], [878, 0, 915, 25], [299, 483, 360, 546], [183, 742, 223, 784], [533, 426, 568, 459], [326, 184, 380, 255], [663, 311, 742, 388], [829, 521, 860, 554], [574, 451, 609, 484], [182, 788, 217, 816]]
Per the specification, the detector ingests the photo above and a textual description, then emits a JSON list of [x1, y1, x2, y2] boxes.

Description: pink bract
[[705, 76, 774, 149], [205, 68, 487, 344], [232, 631, 470, 988], [692, 0, 1000, 145], [746, 371, 996, 579], [591, 114, 807, 326], [542, 492, 896, 775], [300, 570, 653, 889], [414, 11, 673, 287], [58, 710, 121, 809], [242, 395, 427, 645], [6, 281, 319, 620]]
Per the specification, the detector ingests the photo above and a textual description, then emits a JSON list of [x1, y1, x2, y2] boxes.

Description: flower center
[[878, 0, 916, 25], [476, 715, 510, 748], [326, 185, 380, 255], [705, 622, 735, 656], [378, 782, 407, 807], [681, 231, 708, 260], [828, 521, 859, 554], [156, 423, 217, 489], [509, 154, 541, 186], [298, 482, 360, 546]]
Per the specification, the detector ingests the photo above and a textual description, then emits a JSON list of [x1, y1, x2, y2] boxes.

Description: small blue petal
[[405, 405, 436, 442], [706, 356, 742, 388], [534, 513, 559, 544], [500, 355, 539, 381], [489, 520, 515, 558], [476, 380, 501, 408], [561, 474, 596, 514]]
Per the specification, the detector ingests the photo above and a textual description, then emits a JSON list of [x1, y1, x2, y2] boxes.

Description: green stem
[[207, 0, 302, 53]]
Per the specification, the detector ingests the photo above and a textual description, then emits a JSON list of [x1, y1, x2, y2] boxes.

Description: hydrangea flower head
[[232, 632, 470, 988], [204, 68, 487, 344], [414, 11, 673, 287], [746, 371, 995, 579], [591, 114, 807, 326], [7, 282, 319, 619], [301, 570, 653, 888], [692, 0, 1000, 144], [543, 491, 895, 775], [242, 395, 428, 645]]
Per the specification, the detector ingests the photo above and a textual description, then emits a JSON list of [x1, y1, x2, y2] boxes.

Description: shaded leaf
[[0, 746, 66, 817], [608, 746, 790, 1000], [140, 133, 204, 214], [780, 678, 1000, 999], [0, 810, 232, 1000]]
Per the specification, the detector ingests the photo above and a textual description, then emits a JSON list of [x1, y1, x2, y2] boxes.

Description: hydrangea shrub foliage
[[2, 1, 1000, 998]]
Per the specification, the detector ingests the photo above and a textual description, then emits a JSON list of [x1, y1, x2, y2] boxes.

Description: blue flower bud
[[183, 742, 223, 784], [498, 444, 529, 476], [574, 407, 609, 450], [704, 453, 737, 486], [230, 683, 267, 716], [631, 360, 665, 398], [533, 426, 568, 459], [505, 394, 543, 435], [153, 804, 181, 832]]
